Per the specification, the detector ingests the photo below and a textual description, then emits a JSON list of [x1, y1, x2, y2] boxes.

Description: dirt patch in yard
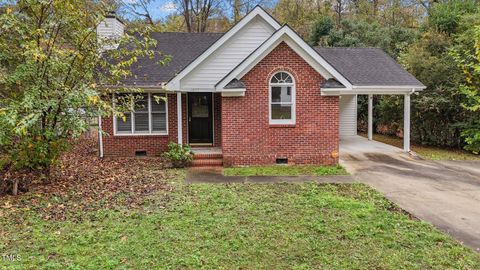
[[0, 137, 179, 221]]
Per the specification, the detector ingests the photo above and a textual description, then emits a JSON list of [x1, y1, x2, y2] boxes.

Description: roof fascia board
[[321, 88, 423, 96], [216, 26, 353, 90], [165, 6, 281, 90], [353, 85, 426, 90]]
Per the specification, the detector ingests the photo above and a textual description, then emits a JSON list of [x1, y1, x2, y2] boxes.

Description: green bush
[[163, 142, 193, 168]]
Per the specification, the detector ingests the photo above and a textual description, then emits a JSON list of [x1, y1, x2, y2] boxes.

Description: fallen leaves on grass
[[1, 137, 180, 221]]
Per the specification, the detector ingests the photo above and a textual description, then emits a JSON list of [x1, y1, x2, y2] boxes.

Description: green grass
[[1, 170, 479, 269], [361, 133, 480, 161], [223, 165, 348, 176]]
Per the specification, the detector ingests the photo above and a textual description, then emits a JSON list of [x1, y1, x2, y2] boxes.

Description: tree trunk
[[233, 0, 241, 23]]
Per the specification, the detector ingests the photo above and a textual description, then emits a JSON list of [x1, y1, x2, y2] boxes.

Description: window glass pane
[[152, 113, 167, 132], [271, 75, 279, 83], [151, 94, 166, 112], [192, 95, 209, 118], [134, 94, 148, 112], [271, 104, 292, 120], [271, 86, 292, 103], [271, 72, 292, 83], [117, 113, 132, 132], [284, 74, 293, 83], [134, 112, 149, 132]]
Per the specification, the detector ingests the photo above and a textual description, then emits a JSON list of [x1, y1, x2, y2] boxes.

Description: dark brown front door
[[188, 93, 213, 144]]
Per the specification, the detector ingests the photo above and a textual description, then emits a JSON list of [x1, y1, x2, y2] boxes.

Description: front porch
[[175, 92, 222, 147], [191, 147, 223, 167]]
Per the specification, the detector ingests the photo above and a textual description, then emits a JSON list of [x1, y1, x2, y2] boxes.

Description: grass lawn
[[361, 133, 480, 161], [1, 169, 480, 269], [223, 165, 348, 176]]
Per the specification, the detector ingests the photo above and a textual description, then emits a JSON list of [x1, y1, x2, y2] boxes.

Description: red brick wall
[[102, 93, 187, 157], [221, 42, 339, 166]]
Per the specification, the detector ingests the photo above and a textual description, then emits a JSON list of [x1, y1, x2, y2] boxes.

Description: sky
[[125, 0, 278, 21], [146, 0, 177, 20]]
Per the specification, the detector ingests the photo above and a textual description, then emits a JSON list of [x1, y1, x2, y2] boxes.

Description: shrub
[[163, 142, 193, 168]]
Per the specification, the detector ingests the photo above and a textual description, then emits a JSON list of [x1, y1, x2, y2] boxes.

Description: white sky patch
[[159, 1, 177, 13]]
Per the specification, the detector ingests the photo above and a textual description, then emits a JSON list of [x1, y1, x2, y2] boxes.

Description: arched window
[[269, 71, 295, 124]]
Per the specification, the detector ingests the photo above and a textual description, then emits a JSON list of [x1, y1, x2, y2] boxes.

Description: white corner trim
[[98, 115, 104, 158], [176, 92, 183, 144], [215, 26, 352, 91], [166, 6, 281, 90]]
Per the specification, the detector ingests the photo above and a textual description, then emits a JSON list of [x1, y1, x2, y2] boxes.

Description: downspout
[[98, 115, 104, 158]]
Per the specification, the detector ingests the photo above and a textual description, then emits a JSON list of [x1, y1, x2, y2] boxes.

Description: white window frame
[[269, 71, 296, 125], [113, 93, 169, 136]]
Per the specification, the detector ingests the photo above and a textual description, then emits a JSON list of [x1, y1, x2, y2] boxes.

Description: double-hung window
[[114, 93, 168, 135], [269, 71, 295, 125]]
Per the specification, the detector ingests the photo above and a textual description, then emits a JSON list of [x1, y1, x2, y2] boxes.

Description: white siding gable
[[339, 95, 358, 137], [180, 17, 276, 91]]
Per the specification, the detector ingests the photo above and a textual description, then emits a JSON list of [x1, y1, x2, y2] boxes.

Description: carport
[[340, 135, 404, 158], [315, 47, 426, 152]]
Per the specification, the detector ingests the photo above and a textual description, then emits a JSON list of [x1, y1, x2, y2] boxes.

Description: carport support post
[[177, 92, 183, 145], [404, 93, 411, 152], [368, 94, 373, 141]]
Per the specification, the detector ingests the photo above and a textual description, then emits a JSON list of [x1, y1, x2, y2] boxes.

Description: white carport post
[[403, 93, 411, 152], [177, 92, 183, 144], [368, 94, 373, 141]]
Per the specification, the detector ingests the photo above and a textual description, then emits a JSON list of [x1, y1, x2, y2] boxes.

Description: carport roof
[[314, 47, 425, 88]]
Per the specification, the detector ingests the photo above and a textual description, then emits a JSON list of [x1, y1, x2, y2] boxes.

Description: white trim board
[[215, 25, 352, 91]]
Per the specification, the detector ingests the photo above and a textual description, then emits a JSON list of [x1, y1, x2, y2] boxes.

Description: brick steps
[[191, 151, 223, 167]]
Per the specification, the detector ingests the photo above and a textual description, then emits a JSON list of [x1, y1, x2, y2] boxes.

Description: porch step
[[191, 149, 223, 167], [191, 158, 223, 167], [193, 153, 223, 160]]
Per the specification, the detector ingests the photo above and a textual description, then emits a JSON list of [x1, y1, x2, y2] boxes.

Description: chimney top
[[105, 11, 125, 25]]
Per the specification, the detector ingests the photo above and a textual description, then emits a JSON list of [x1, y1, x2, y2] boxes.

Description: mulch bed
[[0, 136, 178, 221]]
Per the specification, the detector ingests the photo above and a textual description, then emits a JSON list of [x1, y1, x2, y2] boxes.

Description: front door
[[188, 93, 213, 144]]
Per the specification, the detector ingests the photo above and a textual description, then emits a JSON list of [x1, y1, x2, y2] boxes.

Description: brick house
[[98, 7, 425, 167]]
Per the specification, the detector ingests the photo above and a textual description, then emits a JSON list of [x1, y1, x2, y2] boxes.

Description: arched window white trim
[[269, 71, 296, 125]]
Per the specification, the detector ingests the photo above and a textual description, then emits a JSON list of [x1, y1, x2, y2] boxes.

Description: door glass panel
[[191, 95, 209, 118]]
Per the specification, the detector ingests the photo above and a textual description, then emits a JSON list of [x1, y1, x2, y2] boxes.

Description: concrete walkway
[[185, 167, 355, 184], [340, 136, 480, 252]]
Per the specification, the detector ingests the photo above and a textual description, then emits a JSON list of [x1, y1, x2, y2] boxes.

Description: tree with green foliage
[[374, 2, 480, 152], [0, 0, 159, 194], [309, 17, 416, 58], [427, 0, 478, 35], [308, 16, 334, 46], [451, 25, 480, 153]]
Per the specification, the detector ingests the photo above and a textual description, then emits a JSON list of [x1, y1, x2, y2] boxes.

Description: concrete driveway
[[340, 136, 480, 252]]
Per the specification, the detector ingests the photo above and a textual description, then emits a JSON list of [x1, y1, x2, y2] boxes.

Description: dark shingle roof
[[118, 32, 223, 86], [314, 47, 425, 87], [224, 79, 246, 89], [320, 78, 345, 88]]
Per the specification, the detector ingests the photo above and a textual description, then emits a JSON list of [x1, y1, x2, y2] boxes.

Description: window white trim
[[269, 71, 296, 125], [113, 93, 169, 136]]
